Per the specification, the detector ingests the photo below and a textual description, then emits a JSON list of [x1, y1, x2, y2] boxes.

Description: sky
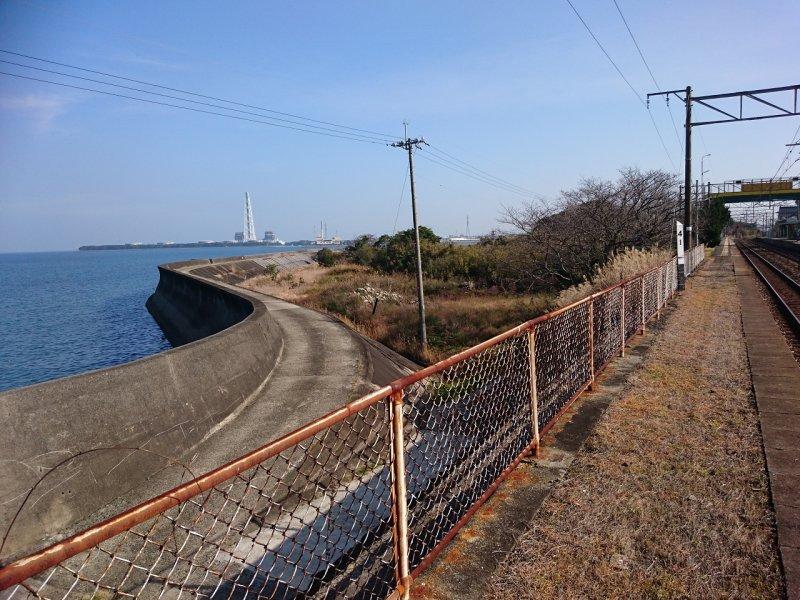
[[0, 0, 798, 252]]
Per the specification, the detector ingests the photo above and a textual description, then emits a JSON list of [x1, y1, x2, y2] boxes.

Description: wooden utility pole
[[391, 126, 428, 350]]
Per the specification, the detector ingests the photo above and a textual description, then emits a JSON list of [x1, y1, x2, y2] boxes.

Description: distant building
[[775, 205, 799, 239], [234, 231, 244, 242], [446, 236, 480, 246], [264, 230, 277, 243], [314, 220, 342, 245]]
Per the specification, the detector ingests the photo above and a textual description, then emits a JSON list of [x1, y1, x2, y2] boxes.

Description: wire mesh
[[1, 253, 704, 600], [400, 333, 531, 572], [642, 269, 660, 322], [623, 277, 643, 340], [534, 301, 591, 430], [685, 245, 705, 276], [592, 286, 623, 373], [2, 402, 395, 600]]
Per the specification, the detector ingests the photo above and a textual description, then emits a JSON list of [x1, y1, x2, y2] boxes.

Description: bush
[[344, 227, 501, 287], [315, 248, 339, 267]]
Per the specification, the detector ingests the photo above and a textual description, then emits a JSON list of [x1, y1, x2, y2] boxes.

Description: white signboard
[[676, 221, 685, 265]]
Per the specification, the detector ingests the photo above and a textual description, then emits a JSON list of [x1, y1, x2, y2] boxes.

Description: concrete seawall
[[146, 261, 254, 346], [0, 260, 282, 562]]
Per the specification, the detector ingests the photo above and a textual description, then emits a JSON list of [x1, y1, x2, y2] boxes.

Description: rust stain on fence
[[0, 247, 705, 599]]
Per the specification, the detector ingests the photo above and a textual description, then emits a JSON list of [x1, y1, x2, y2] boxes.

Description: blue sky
[[0, 0, 798, 251]]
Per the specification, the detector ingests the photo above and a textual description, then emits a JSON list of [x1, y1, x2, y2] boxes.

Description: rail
[[0, 248, 704, 600], [737, 241, 800, 334]]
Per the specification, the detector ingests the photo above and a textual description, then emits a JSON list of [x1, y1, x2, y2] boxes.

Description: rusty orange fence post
[[620, 284, 626, 357], [389, 389, 411, 599], [588, 298, 595, 390], [527, 326, 540, 456]]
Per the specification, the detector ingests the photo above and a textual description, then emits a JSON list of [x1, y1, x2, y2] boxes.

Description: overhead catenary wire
[[611, 0, 684, 161], [564, 0, 678, 172], [0, 49, 396, 140], [772, 121, 800, 181], [0, 70, 388, 145]]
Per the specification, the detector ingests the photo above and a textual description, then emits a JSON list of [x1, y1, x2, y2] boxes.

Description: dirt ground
[[489, 255, 782, 598]]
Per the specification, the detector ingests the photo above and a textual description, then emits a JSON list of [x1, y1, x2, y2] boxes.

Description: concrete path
[[733, 243, 800, 599], [186, 287, 414, 475], [179, 254, 416, 475]]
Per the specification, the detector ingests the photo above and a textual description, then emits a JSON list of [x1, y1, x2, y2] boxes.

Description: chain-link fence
[[0, 251, 704, 600], [685, 244, 705, 277]]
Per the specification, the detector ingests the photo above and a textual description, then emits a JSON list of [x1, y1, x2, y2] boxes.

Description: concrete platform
[[733, 244, 800, 599]]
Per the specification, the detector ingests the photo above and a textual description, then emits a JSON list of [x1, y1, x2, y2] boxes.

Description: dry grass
[[489, 256, 781, 599], [243, 264, 328, 301], [557, 247, 674, 307], [244, 264, 552, 364]]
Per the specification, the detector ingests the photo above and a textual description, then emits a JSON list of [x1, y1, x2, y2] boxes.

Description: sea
[[0, 246, 312, 392]]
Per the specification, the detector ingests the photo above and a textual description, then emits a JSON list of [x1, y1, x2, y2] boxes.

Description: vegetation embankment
[[244, 261, 551, 364], [247, 167, 719, 364]]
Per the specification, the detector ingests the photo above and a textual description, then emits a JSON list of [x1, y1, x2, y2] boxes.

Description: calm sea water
[[0, 246, 310, 392]]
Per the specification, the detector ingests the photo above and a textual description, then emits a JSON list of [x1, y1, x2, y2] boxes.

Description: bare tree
[[501, 168, 679, 290]]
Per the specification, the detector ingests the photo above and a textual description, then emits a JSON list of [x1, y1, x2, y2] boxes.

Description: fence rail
[[0, 249, 703, 600]]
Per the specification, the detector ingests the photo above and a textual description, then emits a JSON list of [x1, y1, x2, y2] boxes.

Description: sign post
[[676, 220, 685, 290]]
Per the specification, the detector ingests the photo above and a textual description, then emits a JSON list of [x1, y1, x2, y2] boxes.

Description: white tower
[[244, 193, 257, 242]]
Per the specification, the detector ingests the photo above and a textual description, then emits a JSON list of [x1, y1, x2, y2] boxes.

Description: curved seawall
[[0, 259, 282, 562]]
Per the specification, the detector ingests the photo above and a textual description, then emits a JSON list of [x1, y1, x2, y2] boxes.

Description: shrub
[[315, 248, 339, 267]]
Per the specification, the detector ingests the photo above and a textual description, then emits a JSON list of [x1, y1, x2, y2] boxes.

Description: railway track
[[737, 240, 800, 335]]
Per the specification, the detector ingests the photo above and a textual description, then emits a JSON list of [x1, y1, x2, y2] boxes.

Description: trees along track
[[736, 239, 800, 336]]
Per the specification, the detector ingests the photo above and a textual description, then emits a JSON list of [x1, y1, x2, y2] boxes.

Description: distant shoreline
[[78, 241, 345, 251]]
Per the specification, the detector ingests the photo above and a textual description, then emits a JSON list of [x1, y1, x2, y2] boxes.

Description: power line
[[419, 149, 534, 197], [611, 0, 684, 159], [564, 0, 677, 171], [0, 49, 396, 140], [392, 168, 409, 234], [425, 143, 536, 195], [0, 70, 388, 145], [415, 149, 533, 199], [417, 150, 533, 197], [0, 58, 392, 143]]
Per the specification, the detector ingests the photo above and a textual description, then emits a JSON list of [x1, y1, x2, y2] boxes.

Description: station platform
[[413, 242, 799, 598], [732, 243, 800, 598]]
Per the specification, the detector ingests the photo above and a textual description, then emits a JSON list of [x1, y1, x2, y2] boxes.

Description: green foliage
[[315, 248, 339, 267], [264, 264, 278, 280], [344, 228, 500, 286], [700, 198, 731, 247]]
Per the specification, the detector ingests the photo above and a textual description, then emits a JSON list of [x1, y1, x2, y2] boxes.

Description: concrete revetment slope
[[0, 252, 414, 565], [0, 259, 283, 562]]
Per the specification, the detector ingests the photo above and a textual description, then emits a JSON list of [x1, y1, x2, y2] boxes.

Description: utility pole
[[391, 125, 428, 351]]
